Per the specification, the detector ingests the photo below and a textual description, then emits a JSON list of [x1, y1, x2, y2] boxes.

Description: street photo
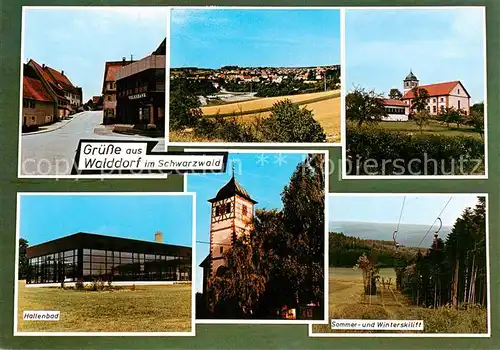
[[344, 7, 486, 177], [19, 7, 167, 177], [169, 8, 341, 144], [15, 193, 195, 335], [187, 150, 327, 322], [311, 194, 489, 336]]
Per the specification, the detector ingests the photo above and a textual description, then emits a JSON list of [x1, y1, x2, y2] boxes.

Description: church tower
[[200, 170, 257, 295], [403, 70, 419, 93]]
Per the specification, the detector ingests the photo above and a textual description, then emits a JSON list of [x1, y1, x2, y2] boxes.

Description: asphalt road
[[20, 111, 165, 176]]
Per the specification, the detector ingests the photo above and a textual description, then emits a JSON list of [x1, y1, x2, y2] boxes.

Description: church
[[199, 171, 257, 298], [382, 70, 471, 121]]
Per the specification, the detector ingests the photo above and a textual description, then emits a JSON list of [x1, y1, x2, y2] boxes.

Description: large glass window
[[28, 247, 192, 283]]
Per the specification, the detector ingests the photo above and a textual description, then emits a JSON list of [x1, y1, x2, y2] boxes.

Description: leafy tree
[[346, 86, 387, 126], [257, 100, 326, 142], [169, 80, 203, 130], [307, 69, 315, 80], [470, 102, 484, 115], [19, 238, 29, 280], [280, 154, 325, 306], [467, 103, 484, 139], [414, 109, 431, 133], [388, 88, 403, 99], [207, 226, 269, 318], [467, 111, 484, 139], [206, 154, 325, 318], [448, 108, 466, 129], [409, 87, 430, 116]]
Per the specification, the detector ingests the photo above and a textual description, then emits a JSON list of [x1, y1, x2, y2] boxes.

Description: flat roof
[[27, 232, 191, 259]]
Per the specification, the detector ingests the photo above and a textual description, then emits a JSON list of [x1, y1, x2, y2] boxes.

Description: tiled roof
[[45, 66, 76, 92], [402, 81, 468, 99], [23, 76, 54, 103], [383, 99, 407, 107], [29, 60, 57, 87], [104, 61, 128, 82]]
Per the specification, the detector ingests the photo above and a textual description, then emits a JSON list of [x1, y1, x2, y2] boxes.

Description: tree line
[[397, 197, 487, 308], [329, 232, 421, 269], [200, 154, 325, 319]]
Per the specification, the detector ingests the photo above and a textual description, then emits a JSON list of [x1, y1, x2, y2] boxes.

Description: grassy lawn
[[17, 280, 192, 333], [311, 267, 487, 334], [379, 120, 482, 139]]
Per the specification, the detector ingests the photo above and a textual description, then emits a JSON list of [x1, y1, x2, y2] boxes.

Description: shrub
[[75, 278, 84, 290], [194, 116, 257, 142], [346, 125, 484, 175], [91, 278, 105, 291], [257, 100, 326, 142]]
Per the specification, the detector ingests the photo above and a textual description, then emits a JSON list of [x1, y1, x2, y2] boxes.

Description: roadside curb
[[21, 111, 87, 136]]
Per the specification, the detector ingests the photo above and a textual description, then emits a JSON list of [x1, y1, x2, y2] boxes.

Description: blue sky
[[19, 194, 193, 247], [23, 7, 167, 101], [171, 9, 340, 68], [187, 152, 312, 292], [329, 195, 481, 227], [345, 8, 485, 103]]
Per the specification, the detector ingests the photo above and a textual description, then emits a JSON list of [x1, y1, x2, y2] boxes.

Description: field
[[200, 90, 341, 143], [201, 90, 339, 116], [311, 268, 488, 334], [379, 120, 481, 139], [16, 281, 192, 333]]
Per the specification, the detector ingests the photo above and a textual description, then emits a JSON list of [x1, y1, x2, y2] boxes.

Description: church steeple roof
[[404, 70, 418, 81], [208, 175, 257, 204]]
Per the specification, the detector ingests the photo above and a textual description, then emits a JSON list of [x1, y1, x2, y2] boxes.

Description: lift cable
[[393, 196, 406, 248], [417, 196, 453, 248]]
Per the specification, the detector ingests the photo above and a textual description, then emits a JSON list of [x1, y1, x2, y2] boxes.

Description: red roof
[[23, 76, 54, 103], [104, 61, 125, 82], [29, 60, 57, 86], [28, 59, 76, 93], [383, 99, 407, 107], [402, 81, 468, 99], [45, 66, 76, 92]]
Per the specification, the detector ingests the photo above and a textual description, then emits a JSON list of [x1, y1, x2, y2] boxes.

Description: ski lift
[[393, 230, 400, 248], [432, 217, 443, 250]]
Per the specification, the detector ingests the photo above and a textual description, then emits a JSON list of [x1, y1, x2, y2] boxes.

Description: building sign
[[128, 92, 147, 100]]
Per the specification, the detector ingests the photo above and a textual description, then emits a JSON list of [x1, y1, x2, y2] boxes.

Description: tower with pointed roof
[[199, 169, 257, 296], [403, 70, 419, 94]]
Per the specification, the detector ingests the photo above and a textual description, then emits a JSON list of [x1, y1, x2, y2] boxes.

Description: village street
[[20, 111, 165, 176]]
